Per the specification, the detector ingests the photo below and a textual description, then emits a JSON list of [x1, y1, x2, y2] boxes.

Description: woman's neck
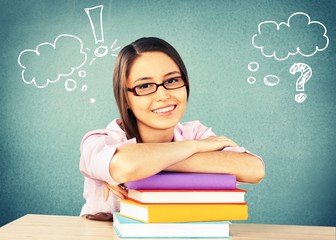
[[139, 127, 175, 143]]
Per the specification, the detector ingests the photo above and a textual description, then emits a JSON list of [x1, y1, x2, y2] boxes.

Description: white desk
[[0, 214, 334, 240]]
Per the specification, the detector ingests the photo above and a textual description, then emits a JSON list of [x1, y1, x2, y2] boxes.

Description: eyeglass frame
[[127, 77, 188, 96]]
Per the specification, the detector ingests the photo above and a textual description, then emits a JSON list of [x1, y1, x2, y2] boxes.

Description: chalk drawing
[[18, 34, 87, 89], [110, 39, 120, 57], [252, 12, 329, 61], [85, 5, 120, 65], [78, 70, 86, 78], [81, 85, 88, 92], [247, 62, 259, 84], [264, 75, 280, 87], [247, 76, 257, 85], [65, 79, 77, 91], [85, 5, 105, 44], [17, 5, 120, 103], [289, 63, 312, 103], [248, 12, 329, 103], [248, 62, 259, 72]]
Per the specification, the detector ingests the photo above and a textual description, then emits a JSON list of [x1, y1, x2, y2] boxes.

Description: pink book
[[126, 172, 236, 190]]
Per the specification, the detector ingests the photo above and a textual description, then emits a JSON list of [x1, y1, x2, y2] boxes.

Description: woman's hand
[[103, 182, 128, 201], [197, 136, 239, 152]]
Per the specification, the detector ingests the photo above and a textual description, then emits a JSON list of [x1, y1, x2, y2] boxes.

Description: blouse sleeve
[[79, 130, 136, 185], [192, 121, 264, 163]]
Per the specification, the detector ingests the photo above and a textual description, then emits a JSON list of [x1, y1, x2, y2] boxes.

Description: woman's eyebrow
[[164, 71, 181, 77], [134, 77, 152, 84], [133, 71, 182, 84]]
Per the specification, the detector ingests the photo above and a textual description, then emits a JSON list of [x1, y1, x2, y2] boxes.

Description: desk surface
[[0, 214, 334, 240]]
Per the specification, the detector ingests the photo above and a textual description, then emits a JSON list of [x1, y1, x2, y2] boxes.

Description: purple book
[[126, 172, 236, 190]]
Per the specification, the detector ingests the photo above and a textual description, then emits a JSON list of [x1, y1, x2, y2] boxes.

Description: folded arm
[[109, 136, 264, 184], [164, 150, 265, 183]]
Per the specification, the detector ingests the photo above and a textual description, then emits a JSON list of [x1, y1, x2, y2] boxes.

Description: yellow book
[[119, 199, 248, 223]]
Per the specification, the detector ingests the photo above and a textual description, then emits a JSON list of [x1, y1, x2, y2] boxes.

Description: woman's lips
[[152, 105, 176, 114]]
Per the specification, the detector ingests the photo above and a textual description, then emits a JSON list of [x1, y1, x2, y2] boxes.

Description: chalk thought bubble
[[252, 12, 329, 61], [18, 34, 87, 88]]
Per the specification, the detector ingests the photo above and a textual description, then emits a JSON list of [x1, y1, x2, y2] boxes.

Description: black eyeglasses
[[127, 77, 187, 96]]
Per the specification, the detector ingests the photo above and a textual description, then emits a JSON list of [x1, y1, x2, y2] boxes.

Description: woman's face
[[127, 51, 188, 140]]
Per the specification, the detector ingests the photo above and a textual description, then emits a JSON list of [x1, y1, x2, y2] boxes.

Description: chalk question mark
[[289, 63, 312, 103]]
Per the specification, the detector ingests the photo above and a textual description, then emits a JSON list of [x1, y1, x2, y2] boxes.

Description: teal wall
[[1, 0, 335, 226]]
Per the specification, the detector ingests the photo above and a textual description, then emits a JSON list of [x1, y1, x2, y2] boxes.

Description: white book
[[113, 212, 231, 238], [128, 188, 246, 203]]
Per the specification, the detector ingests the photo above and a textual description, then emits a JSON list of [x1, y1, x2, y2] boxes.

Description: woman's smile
[[151, 104, 177, 115]]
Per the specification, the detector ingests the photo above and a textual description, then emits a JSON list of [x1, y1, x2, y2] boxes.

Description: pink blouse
[[79, 119, 260, 215]]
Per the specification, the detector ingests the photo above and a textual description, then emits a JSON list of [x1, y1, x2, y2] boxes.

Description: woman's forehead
[[128, 52, 180, 82]]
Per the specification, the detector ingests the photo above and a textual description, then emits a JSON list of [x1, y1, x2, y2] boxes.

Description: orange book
[[119, 199, 248, 223]]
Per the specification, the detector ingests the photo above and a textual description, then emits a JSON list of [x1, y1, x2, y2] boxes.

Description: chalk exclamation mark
[[85, 5, 108, 60], [83, 5, 120, 104]]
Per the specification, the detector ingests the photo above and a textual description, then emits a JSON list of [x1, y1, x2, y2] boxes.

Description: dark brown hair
[[113, 37, 190, 142]]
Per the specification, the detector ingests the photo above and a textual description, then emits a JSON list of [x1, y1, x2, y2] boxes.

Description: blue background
[[1, 0, 335, 226]]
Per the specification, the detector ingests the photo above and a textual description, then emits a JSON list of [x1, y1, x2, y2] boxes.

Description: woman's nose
[[155, 85, 170, 101]]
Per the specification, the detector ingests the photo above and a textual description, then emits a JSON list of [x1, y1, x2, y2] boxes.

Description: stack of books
[[113, 171, 248, 238]]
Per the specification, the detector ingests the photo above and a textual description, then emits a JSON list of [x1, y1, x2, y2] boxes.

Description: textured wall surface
[[1, 0, 335, 226]]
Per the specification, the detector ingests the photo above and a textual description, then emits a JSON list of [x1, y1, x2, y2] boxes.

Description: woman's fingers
[[103, 182, 128, 201], [218, 136, 239, 147], [85, 212, 113, 221], [211, 136, 239, 148], [103, 182, 110, 202], [199, 136, 239, 152]]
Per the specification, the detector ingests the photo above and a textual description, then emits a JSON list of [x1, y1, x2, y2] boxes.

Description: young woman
[[80, 37, 264, 220]]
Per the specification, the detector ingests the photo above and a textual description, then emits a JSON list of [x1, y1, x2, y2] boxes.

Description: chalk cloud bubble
[[252, 12, 329, 61], [18, 34, 87, 88]]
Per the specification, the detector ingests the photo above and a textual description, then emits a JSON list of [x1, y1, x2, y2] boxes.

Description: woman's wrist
[[183, 140, 201, 154]]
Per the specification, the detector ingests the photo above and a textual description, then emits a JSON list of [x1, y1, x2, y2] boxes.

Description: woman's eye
[[166, 78, 180, 84], [138, 83, 151, 89]]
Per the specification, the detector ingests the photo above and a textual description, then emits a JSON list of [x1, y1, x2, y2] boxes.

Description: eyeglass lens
[[135, 78, 185, 96]]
